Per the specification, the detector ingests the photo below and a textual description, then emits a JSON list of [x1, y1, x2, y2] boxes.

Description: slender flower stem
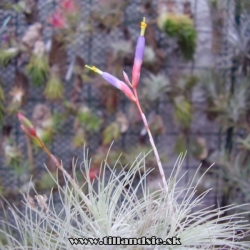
[[35, 136, 92, 207], [133, 88, 178, 228], [133, 88, 168, 193]]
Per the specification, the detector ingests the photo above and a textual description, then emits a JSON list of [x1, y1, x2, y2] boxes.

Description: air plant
[[157, 12, 197, 60], [86, 18, 170, 200], [71, 104, 102, 147], [201, 71, 249, 131], [1, 127, 22, 168], [227, 15, 250, 76], [141, 73, 170, 108], [0, 47, 19, 66], [8, 86, 26, 114], [50, 0, 80, 30], [44, 65, 64, 100], [1, 141, 250, 249], [76, 104, 102, 134], [1, 16, 249, 248], [26, 41, 49, 86], [7, 71, 29, 114], [209, 148, 250, 216], [90, 0, 129, 32], [2, 138, 22, 168], [49, 0, 81, 42]]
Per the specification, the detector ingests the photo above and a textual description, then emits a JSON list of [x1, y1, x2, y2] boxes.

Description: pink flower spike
[[132, 18, 147, 88], [49, 10, 66, 29], [123, 71, 131, 86]]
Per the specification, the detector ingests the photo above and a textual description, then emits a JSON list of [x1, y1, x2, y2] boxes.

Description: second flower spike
[[17, 113, 43, 148], [132, 17, 147, 88]]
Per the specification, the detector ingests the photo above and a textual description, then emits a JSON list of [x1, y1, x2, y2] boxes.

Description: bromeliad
[[85, 18, 169, 196]]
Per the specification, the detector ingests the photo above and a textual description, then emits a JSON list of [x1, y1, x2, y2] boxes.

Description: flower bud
[[123, 71, 131, 86]]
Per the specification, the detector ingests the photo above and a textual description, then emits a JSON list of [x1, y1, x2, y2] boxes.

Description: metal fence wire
[[0, 0, 248, 224]]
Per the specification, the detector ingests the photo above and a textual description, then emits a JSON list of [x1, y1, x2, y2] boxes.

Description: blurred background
[[0, 0, 250, 225]]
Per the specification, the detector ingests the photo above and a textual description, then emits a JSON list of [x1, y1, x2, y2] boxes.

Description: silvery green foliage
[[0, 150, 250, 249]]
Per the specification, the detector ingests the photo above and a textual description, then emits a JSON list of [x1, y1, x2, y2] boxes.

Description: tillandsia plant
[[26, 41, 50, 87], [44, 65, 64, 100], [85, 18, 169, 195], [1, 119, 250, 249], [0, 47, 19, 66], [1, 17, 250, 249], [49, 0, 81, 43], [157, 12, 196, 61], [89, 0, 129, 32]]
